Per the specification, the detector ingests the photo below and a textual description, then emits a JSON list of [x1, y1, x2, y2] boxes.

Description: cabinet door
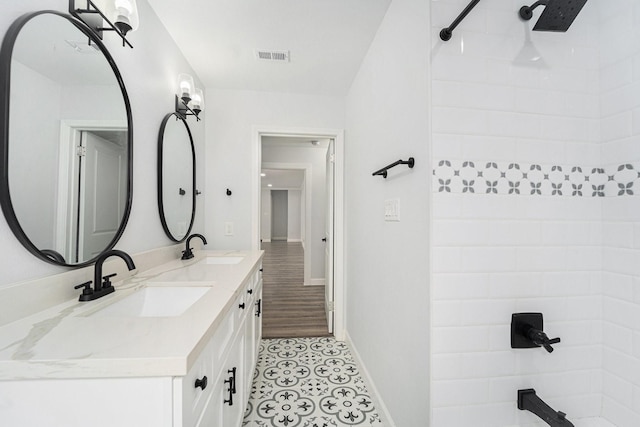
[[174, 338, 215, 427], [222, 330, 245, 427], [195, 374, 223, 427], [243, 307, 256, 404], [254, 279, 263, 349]]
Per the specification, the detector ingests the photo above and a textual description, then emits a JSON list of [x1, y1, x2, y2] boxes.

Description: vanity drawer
[[242, 264, 261, 307], [210, 302, 235, 368], [232, 286, 248, 330]]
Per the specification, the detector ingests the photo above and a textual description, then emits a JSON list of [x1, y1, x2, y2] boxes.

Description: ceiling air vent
[[65, 39, 101, 54], [255, 50, 290, 62]]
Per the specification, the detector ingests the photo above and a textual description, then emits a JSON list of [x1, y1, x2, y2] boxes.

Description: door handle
[[322, 238, 327, 242]]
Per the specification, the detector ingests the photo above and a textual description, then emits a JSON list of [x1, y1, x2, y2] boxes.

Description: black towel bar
[[372, 157, 415, 178]]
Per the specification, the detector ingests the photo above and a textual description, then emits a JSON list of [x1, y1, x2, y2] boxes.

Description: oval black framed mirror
[[157, 113, 195, 242], [0, 11, 133, 267]]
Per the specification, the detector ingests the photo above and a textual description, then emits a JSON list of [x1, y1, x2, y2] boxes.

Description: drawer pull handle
[[256, 299, 262, 317], [239, 303, 245, 310], [224, 368, 237, 406], [223, 378, 233, 406], [228, 367, 237, 394], [194, 376, 208, 390]]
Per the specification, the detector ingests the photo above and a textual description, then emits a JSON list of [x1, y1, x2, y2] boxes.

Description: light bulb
[[108, 0, 139, 35], [190, 88, 205, 115], [115, 0, 133, 13], [177, 74, 195, 103]]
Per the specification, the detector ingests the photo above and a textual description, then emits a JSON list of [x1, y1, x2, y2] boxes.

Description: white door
[[78, 131, 127, 262], [324, 139, 335, 333]]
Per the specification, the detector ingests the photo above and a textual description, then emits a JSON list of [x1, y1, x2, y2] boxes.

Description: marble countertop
[[0, 250, 263, 380]]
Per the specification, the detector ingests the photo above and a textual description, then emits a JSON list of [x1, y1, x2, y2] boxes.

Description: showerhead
[[519, 0, 588, 32]]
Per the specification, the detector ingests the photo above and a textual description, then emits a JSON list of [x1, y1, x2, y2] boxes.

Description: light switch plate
[[384, 199, 400, 221], [224, 222, 234, 236]]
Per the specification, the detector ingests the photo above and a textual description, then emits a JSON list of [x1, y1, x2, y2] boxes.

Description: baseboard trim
[[262, 239, 271, 243], [287, 238, 302, 243], [305, 278, 325, 287], [344, 331, 396, 427]]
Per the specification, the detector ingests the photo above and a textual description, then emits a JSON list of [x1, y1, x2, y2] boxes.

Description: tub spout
[[517, 389, 574, 427]]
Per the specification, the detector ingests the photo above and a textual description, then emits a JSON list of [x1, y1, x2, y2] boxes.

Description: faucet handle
[[101, 273, 118, 288], [542, 337, 561, 353], [181, 248, 194, 260], [74, 281, 94, 301]]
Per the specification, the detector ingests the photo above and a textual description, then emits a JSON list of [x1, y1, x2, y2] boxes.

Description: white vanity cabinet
[[0, 253, 264, 427], [175, 261, 263, 427], [243, 267, 263, 402]]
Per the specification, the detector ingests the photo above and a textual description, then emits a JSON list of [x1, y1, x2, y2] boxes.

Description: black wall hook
[[226, 188, 232, 196]]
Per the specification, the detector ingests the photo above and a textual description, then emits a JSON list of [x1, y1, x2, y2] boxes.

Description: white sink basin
[[91, 286, 210, 318], [201, 256, 244, 265]]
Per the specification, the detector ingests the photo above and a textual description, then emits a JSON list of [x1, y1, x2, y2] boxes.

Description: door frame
[[252, 126, 345, 341]]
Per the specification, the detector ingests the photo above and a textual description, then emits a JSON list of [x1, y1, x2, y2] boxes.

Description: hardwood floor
[[261, 241, 330, 339]]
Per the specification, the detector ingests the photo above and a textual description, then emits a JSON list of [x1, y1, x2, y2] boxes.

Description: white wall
[[287, 189, 302, 241], [345, 0, 430, 425], [0, 0, 205, 287], [9, 61, 60, 251], [599, 2, 640, 426], [260, 189, 271, 242], [203, 89, 343, 253]]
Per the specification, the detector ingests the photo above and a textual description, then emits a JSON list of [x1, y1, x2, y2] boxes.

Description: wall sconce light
[[175, 73, 205, 121], [69, 0, 139, 48]]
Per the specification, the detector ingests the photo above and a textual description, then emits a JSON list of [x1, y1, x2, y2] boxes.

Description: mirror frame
[[0, 10, 133, 267], [157, 113, 196, 242]]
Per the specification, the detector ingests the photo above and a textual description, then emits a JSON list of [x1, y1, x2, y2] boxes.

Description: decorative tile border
[[432, 160, 639, 197]]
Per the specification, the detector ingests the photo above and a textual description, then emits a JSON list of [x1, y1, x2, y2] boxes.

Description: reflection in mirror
[[158, 113, 195, 242], [0, 11, 132, 266]]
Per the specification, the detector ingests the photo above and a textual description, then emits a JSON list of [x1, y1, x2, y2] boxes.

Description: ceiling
[[147, 0, 391, 96], [14, 13, 115, 86], [261, 136, 327, 189], [261, 169, 304, 189], [262, 136, 330, 148]]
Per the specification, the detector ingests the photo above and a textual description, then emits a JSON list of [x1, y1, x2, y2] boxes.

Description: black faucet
[[181, 233, 207, 260], [511, 313, 561, 353], [74, 250, 136, 302], [518, 389, 574, 427]]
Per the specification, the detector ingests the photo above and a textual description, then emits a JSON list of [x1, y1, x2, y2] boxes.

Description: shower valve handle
[[511, 313, 562, 354], [542, 337, 561, 353], [527, 328, 560, 353]]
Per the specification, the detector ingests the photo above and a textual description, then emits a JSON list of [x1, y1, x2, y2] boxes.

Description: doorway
[[252, 127, 345, 340], [56, 121, 128, 264]]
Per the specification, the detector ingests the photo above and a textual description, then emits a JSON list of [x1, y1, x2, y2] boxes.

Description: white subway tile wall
[[431, 0, 640, 426]]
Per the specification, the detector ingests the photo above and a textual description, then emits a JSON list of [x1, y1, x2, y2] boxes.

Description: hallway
[[261, 242, 330, 338]]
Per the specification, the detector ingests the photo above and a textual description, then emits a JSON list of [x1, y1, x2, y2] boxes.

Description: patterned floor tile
[[244, 337, 384, 427]]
